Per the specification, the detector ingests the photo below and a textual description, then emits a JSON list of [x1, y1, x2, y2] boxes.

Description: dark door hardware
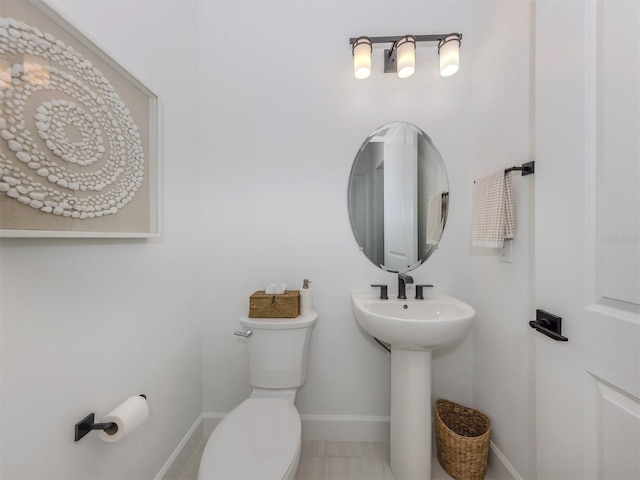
[[529, 309, 568, 341]]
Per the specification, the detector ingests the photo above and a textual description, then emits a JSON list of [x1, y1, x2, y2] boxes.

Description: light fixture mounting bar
[[348, 34, 459, 46]]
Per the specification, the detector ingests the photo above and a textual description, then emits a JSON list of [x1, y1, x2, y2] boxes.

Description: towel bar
[[473, 162, 535, 184], [505, 161, 535, 176]]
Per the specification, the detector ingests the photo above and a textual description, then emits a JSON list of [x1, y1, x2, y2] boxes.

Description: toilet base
[[283, 441, 302, 480]]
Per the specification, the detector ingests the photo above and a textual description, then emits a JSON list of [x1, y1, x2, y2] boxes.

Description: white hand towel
[[472, 170, 515, 248], [426, 192, 445, 245]]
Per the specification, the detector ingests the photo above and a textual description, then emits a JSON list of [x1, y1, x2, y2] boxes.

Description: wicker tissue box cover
[[249, 290, 300, 318]]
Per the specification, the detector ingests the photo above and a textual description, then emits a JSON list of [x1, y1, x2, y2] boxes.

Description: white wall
[[196, 0, 475, 422], [469, 1, 536, 478], [0, 1, 203, 478]]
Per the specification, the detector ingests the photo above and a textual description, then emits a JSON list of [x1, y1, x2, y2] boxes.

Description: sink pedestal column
[[390, 347, 433, 480]]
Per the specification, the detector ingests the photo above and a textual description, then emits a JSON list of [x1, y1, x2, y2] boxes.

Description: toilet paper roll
[[98, 395, 149, 443]]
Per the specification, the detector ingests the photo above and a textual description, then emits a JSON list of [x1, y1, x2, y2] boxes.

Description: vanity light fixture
[[349, 33, 462, 79]]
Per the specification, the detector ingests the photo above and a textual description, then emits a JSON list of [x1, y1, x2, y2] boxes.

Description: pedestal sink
[[351, 292, 475, 480]]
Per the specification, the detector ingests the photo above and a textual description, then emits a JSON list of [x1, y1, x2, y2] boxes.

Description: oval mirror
[[348, 122, 449, 273]]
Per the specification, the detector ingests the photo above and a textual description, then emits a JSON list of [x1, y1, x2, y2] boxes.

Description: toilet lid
[[199, 398, 301, 480]]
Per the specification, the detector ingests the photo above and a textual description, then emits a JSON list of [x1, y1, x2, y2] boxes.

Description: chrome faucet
[[397, 273, 414, 299]]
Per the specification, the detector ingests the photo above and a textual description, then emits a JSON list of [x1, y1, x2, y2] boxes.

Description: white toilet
[[198, 311, 318, 480]]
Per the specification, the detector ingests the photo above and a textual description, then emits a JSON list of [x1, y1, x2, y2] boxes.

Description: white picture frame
[[0, 0, 160, 238]]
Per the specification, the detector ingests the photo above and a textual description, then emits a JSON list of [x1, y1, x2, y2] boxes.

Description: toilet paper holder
[[74, 394, 146, 442]]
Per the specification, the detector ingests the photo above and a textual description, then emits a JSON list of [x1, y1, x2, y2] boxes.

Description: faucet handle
[[415, 284, 434, 300], [371, 284, 388, 300]]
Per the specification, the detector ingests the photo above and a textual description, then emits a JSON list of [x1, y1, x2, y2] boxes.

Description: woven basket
[[435, 399, 491, 480], [248, 290, 300, 318]]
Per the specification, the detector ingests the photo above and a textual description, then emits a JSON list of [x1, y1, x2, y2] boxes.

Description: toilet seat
[[198, 398, 301, 480]]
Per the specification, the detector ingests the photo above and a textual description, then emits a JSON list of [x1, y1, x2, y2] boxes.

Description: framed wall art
[[0, 0, 160, 237]]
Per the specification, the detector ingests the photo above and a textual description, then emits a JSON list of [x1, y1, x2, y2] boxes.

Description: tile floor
[[177, 439, 466, 480]]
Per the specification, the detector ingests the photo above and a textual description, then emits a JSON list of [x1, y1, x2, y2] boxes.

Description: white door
[[535, 1, 640, 479], [383, 127, 418, 271]]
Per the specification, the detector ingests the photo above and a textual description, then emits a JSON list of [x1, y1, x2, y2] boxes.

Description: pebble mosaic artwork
[[0, 16, 144, 220]]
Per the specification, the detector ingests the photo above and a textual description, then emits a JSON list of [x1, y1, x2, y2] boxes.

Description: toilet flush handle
[[234, 329, 252, 337]]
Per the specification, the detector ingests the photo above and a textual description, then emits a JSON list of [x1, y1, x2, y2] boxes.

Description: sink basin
[[352, 291, 476, 479], [351, 292, 476, 350]]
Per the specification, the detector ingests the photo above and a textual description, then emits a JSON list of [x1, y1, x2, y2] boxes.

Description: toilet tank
[[238, 311, 317, 389]]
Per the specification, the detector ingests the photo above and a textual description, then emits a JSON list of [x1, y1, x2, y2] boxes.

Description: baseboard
[[155, 415, 203, 480], [203, 411, 390, 443], [300, 414, 390, 443], [488, 440, 522, 480], [203, 412, 390, 443], [156, 413, 519, 479], [202, 412, 225, 437]]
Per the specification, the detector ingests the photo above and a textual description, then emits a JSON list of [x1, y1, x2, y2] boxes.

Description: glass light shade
[[353, 37, 372, 79], [0, 58, 11, 88], [396, 36, 415, 79], [439, 35, 461, 77], [24, 54, 50, 87]]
